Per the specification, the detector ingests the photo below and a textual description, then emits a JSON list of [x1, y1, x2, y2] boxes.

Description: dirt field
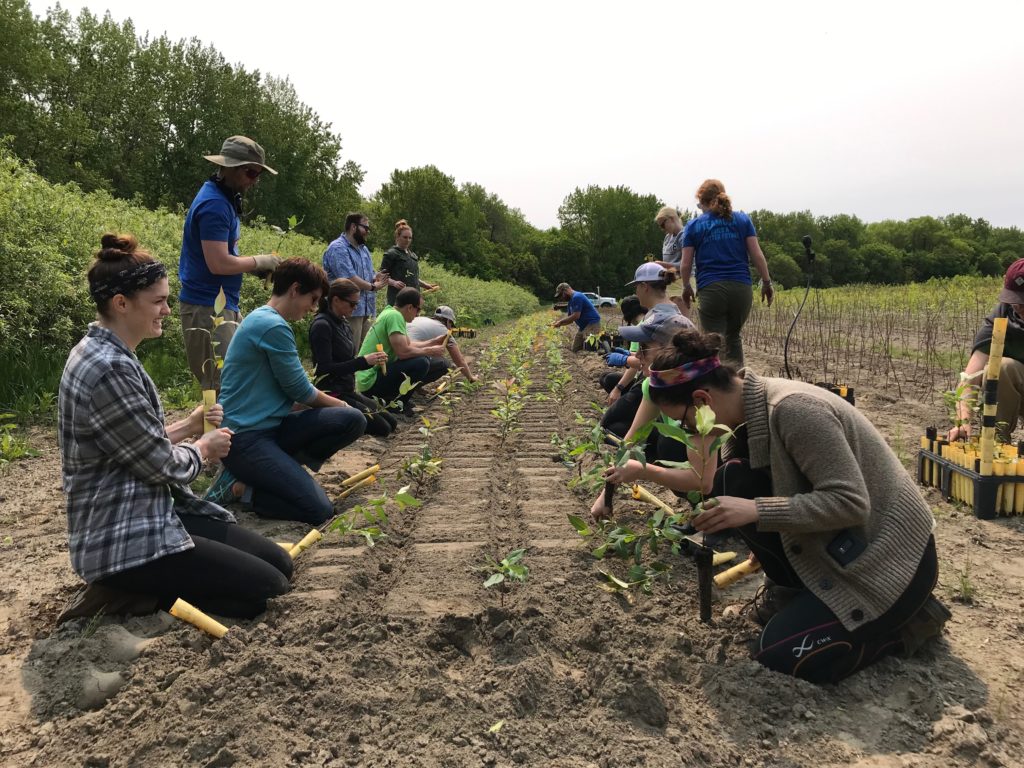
[[1, 315, 1023, 768]]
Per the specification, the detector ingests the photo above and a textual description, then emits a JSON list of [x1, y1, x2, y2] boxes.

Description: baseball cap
[[625, 262, 668, 286], [999, 259, 1024, 304], [554, 282, 571, 299], [619, 305, 694, 344], [204, 135, 278, 175], [435, 305, 456, 324]]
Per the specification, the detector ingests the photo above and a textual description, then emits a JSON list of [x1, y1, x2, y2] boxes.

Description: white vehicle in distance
[[582, 292, 617, 308]]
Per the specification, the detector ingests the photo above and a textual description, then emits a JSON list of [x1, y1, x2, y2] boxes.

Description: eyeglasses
[[341, 297, 359, 307], [243, 167, 263, 180], [358, 222, 371, 231]]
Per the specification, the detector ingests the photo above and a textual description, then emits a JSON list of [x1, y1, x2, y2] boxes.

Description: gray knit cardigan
[[734, 371, 935, 631]]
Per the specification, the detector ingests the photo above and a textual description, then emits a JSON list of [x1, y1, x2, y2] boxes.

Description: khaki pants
[[348, 315, 375, 351], [572, 322, 602, 353], [696, 280, 753, 368], [181, 301, 241, 391], [994, 357, 1024, 443]]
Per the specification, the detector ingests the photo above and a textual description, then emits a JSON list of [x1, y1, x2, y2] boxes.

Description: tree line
[[2, 0, 1021, 298]]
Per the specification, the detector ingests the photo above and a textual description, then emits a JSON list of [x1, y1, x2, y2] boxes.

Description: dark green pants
[[696, 280, 752, 368]]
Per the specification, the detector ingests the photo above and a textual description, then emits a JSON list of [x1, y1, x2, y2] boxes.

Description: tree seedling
[[482, 548, 530, 607]]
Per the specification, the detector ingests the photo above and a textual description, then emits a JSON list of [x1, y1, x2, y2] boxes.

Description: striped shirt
[[58, 324, 233, 583]]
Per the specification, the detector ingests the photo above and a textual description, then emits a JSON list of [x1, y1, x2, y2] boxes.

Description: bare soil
[[1, 320, 1023, 768]]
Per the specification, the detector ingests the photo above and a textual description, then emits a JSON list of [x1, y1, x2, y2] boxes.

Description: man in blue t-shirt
[[179, 136, 283, 391], [552, 282, 602, 352]]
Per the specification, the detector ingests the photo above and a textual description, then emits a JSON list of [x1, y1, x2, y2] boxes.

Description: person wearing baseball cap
[[406, 305, 478, 383], [949, 258, 1024, 442], [179, 135, 283, 390], [552, 282, 602, 352]]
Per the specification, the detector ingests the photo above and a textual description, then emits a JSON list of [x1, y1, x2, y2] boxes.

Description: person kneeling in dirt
[[595, 328, 950, 684], [210, 259, 367, 524], [58, 234, 292, 622], [599, 295, 645, 396], [406, 305, 479, 384], [949, 258, 1024, 443], [309, 278, 398, 438], [355, 287, 448, 418]]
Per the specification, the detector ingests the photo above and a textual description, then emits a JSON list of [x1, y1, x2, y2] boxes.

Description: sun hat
[[203, 136, 278, 175], [619, 305, 694, 344], [626, 263, 668, 286], [435, 305, 456, 324], [554, 282, 571, 299], [998, 259, 1024, 304]]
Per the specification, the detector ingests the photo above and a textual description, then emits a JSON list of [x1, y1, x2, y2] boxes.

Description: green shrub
[[0, 147, 539, 407]]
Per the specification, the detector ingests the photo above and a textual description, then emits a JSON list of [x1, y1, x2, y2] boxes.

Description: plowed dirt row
[[1, 321, 1023, 767]]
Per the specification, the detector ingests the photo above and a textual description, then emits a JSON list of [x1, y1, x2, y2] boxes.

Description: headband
[[89, 261, 167, 302], [649, 355, 721, 388]]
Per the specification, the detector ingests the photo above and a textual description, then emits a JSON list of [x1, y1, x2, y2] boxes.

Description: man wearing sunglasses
[[179, 135, 283, 391], [322, 212, 389, 347]]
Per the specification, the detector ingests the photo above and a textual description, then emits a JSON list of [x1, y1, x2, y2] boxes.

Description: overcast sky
[[31, 0, 1024, 230]]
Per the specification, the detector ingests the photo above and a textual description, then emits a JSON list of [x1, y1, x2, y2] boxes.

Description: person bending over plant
[[355, 287, 448, 418], [58, 234, 292, 621], [596, 327, 949, 684], [211, 259, 367, 523]]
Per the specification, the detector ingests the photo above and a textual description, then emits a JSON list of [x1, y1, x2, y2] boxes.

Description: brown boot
[[899, 594, 952, 657], [57, 583, 160, 625], [742, 581, 802, 627]]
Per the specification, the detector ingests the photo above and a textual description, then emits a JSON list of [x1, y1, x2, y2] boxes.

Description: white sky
[[31, 0, 1024, 230]]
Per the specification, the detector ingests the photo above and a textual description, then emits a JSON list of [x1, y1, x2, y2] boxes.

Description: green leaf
[[653, 420, 696, 449], [398, 374, 415, 395], [695, 404, 716, 436], [504, 548, 527, 564], [489, 720, 505, 734], [567, 514, 592, 536], [213, 286, 226, 317], [591, 544, 609, 559], [394, 491, 421, 510], [287, 214, 299, 229], [483, 573, 505, 588]]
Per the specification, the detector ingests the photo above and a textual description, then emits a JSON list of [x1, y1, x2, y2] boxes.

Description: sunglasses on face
[[340, 297, 359, 307], [358, 222, 371, 231], [243, 167, 263, 180]]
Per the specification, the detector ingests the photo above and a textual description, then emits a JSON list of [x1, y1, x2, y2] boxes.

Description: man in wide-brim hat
[[178, 135, 283, 391]]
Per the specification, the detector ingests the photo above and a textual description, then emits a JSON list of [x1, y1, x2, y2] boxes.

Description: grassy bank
[[0, 148, 539, 411]]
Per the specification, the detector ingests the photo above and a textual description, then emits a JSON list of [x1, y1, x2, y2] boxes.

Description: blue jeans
[[365, 355, 447, 405], [224, 407, 366, 524]]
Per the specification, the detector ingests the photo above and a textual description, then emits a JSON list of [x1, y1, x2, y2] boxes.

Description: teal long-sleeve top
[[219, 305, 318, 432]]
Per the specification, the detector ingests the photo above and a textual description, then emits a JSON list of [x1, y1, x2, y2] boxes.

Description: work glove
[[604, 352, 630, 367], [611, 347, 630, 356], [251, 253, 282, 272]]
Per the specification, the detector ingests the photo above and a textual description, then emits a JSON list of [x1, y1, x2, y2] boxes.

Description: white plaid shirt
[[58, 324, 233, 583]]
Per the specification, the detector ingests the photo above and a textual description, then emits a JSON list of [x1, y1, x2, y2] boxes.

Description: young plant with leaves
[[481, 548, 530, 607]]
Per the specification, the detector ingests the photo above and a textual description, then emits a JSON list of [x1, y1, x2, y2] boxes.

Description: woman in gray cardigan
[[602, 328, 947, 683]]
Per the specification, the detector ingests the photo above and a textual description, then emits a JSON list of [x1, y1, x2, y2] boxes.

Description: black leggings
[[99, 515, 293, 619], [331, 389, 398, 437], [717, 460, 938, 684]]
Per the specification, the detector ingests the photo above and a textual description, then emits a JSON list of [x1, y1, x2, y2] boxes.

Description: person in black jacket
[[309, 279, 398, 436]]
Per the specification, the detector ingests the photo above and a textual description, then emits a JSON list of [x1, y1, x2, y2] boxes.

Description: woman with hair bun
[[380, 219, 439, 306], [679, 179, 774, 367], [58, 234, 292, 621], [599, 327, 949, 684]]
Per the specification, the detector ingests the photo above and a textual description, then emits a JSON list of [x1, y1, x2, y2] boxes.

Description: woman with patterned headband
[[58, 234, 293, 622], [597, 327, 948, 683]]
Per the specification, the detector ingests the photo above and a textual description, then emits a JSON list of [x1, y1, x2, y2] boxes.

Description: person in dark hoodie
[[309, 278, 397, 437]]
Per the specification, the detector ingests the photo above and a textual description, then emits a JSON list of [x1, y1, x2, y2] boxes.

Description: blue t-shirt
[[219, 306, 318, 433], [569, 291, 601, 329], [682, 211, 756, 289], [179, 180, 244, 311]]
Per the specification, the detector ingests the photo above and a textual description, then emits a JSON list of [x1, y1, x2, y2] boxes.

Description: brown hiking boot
[[899, 594, 952, 657], [742, 581, 802, 627], [57, 583, 160, 625]]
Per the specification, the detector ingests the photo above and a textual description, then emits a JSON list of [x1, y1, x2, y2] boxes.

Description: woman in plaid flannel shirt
[[58, 234, 292, 619]]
